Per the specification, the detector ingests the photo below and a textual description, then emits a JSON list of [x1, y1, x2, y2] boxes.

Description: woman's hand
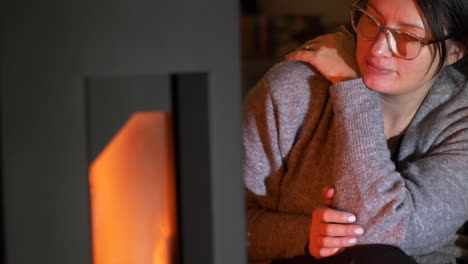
[[285, 26, 360, 84], [308, 187, 365, 258]]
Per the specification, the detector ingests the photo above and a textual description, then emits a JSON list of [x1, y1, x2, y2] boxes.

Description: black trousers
[[271, 244, 417, 264]]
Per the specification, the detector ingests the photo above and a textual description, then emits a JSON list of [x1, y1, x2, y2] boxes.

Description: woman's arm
[[329, 77, 468, 255], [243, 62, 321, 260], [246, 190, 311, 261]]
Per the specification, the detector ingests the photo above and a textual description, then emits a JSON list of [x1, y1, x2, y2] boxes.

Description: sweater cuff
[[328, 78, 387, 155], [329, 78, 379, 114]]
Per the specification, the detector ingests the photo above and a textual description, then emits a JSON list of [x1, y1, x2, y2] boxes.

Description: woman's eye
[[399, 33, 420, 42]]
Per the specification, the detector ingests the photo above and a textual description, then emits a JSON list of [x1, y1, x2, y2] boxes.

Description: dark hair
[[416, 0, 468, 74]]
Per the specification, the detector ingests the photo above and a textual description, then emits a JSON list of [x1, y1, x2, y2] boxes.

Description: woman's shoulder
[[443, 65, 466, 85], [253, 60, 330, 104], [423, 66, 468, 110], [416, 66, 468, 143], [263, 60, 320, 84], [439, 66, 468, 109]]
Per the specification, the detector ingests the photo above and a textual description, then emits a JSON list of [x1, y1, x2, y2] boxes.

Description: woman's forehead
[[367, 0, 427, 32]]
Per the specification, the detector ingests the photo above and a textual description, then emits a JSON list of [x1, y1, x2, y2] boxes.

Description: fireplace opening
[[89, 112, 178, 264]]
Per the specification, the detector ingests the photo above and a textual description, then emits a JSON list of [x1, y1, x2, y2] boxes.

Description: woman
[[243, 0, 468, 263]]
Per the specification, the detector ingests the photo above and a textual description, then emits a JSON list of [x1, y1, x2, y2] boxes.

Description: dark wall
[[2, 0, 244, 263]]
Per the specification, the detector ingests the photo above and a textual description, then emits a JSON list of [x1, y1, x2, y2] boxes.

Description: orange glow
[[89, 112, 178, 264]]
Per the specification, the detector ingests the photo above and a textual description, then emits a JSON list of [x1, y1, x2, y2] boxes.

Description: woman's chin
[[362, 74, 397, 94]]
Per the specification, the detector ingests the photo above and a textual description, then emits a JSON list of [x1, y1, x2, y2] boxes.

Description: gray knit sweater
[[243, 61, 468, 264]]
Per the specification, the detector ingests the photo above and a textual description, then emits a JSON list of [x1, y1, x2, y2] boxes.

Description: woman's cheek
[[355, 41, 369, 74]]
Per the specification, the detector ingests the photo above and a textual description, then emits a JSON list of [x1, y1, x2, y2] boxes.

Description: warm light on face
[[89, 112, 178, 264], [355, 0, 440, 97]]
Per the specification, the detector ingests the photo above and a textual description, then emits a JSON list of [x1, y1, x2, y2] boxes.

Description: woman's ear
[[445, 42, 466, 66]]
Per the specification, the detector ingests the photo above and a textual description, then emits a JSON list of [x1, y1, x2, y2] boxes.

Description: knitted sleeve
[[243, 62, 319, 261], [329, 77, 468, 256]]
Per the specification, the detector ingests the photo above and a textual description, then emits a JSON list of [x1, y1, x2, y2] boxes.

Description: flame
[[89, 112, 178, 264]]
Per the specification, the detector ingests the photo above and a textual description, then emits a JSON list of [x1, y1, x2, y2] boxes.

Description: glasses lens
[[388, 30, 422, 59], [351, 7, 424, 59], [352, 9, 380, 40]]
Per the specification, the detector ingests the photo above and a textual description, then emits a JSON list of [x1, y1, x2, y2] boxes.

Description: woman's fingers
[[309, 247, 347, 258], [314, 236, 358, 248], [285, 30, 359, 84], [309, 206, 364, 259], [285, 49, 315, 62], [317, 223, 364, 237], [322, 187, 335, 206], [312, 247, 340, 258], [322, 187, 335, 200], [309, 189, 364, 259], [323, 208, 356, 224], [314, 207, 357, 224]]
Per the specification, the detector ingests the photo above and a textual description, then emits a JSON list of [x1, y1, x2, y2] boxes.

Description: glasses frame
[[350, 3, 451, 60]]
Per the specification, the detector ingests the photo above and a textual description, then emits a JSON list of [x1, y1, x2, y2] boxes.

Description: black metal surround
[[85, 73, 220, 264]]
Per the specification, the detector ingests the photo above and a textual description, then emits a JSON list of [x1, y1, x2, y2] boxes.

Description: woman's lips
[[366, 59, 395, 75]]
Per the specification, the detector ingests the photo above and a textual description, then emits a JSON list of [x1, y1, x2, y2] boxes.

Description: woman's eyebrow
[[368, 1, 425, 31], [368, 2, 384, 17]]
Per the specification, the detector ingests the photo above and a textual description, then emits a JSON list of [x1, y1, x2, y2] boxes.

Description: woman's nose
[[369, 31, 392, 57]]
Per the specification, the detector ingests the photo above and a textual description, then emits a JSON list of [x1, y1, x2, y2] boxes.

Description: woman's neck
[[380, 89, 430, 139]]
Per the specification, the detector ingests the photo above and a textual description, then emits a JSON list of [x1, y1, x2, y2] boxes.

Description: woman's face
[[356, 0, 441, 97]]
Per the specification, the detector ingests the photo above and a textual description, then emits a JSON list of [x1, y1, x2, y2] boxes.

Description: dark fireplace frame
[[85, 73, 240, 263]]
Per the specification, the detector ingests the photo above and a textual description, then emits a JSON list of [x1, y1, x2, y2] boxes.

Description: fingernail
[[348, 238, 357, 244], [355, 228, 364, 235], [347, 215, 356, 223]]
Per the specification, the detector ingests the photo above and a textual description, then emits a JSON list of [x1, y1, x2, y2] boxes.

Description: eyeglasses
[[350, 3, 451, 60]]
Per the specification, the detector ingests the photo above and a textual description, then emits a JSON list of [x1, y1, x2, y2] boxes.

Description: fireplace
[[84, 73, 243, 264], [2, 0, 245, 263]]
